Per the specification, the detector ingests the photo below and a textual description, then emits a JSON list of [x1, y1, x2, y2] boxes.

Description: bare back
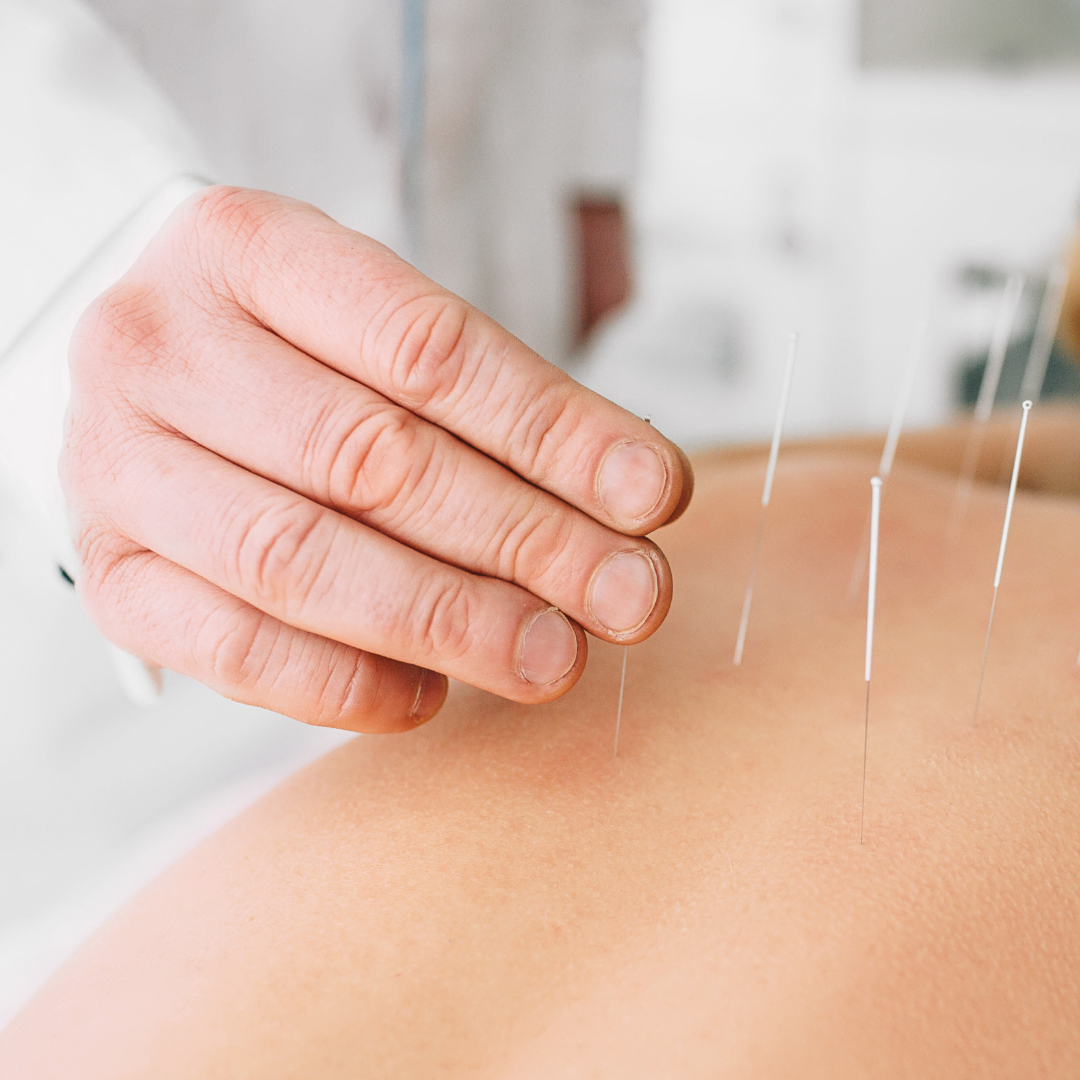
[[3, 453, 1080, 1078]]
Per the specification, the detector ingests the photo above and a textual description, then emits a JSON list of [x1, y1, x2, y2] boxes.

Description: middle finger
[[134, 318, 671, 643]]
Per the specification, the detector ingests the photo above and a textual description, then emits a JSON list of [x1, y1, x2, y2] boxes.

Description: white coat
[[0, 0, 643, 1023], [0, 0, 644, 574]]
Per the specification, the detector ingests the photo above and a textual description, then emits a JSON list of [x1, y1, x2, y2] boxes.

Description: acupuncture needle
[[613, 645, 628, 758], [859, 475, 882, 845], [734, 332, 799, 666], [847, 316, 927, 601], [1020, 264, 1066, 404], [949, 272, 1025, 535], [614, 415, 653, 758], [992, 267, 1064, 486], [973, 399, 1032, 725]]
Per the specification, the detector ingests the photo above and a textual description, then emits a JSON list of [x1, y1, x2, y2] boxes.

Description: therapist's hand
[[63, 187, 693, 732]]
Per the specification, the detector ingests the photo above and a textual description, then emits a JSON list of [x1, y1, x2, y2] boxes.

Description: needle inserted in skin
[[734, 333, 799, 666], [613, 645, 628, 758], [973, 400, 1032, 725], [613, 415, 653, 758], [860, 476, 883, 845], [949, 272, 1025, 534], [848, 317, 927, 601], [1020, 264, 1067, 404]]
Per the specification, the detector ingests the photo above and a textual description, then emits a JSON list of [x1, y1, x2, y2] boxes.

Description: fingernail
[[597, 443, 667, 526], [588, 551, 658, 636], [520, 608, 578, 685], [409, 668, 447, 724]]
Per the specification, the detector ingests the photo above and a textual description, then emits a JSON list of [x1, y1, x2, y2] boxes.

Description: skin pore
[[3, 415, 1080, 1078]]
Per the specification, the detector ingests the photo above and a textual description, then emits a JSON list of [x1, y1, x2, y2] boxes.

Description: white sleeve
[[0, 0, 211, 702], [0, 0, 209, 564]]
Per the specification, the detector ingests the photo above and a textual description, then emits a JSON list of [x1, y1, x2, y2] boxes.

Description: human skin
[[708, 400, 1080, 496], [63, 186, 693, 733], [4, 442, 1080, 1077]]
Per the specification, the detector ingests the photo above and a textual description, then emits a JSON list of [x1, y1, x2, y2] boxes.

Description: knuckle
[[493, 501, 578, 589], [317, 648, 388, 728], [373, 292, 470, 411], [309, 401, 433, 518], [189, 186, 274, 255], [195, 608, 402, 733], [301, 647, 415, 733], [186, 186, 301, 302], [408, 575, 474, 662], [508, 390, 582, 483], [74, 521, 128, 603], [226, 496, 336, 615], [196, 601, 278, 692], [73, 280, 172, 379], [73, 524, 149, 634]]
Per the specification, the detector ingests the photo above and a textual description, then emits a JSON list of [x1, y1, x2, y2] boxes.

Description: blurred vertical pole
[[401, 0, 426, 268]]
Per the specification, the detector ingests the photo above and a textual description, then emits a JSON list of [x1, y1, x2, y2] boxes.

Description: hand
[[63, 188, 693, 732]]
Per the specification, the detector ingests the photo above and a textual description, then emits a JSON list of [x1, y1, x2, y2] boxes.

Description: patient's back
[[3, 455, 1080, 1078]]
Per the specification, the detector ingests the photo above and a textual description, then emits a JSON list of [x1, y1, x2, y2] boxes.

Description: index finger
[[174, 187, 694, 535]]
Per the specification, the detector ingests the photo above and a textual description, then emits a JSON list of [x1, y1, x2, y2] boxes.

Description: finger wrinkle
[[222, 492, 325, 608], [374, 293, 471, 412], [505, 380, 578, 483], [369, 432, 459, 541], [474, 481, 555, 578], [329, 647, 381, 727], [279, 629, 361, 727], [500, 498, 580, 590], [298, 388, 368, 502], [408, 574, 474, 665], [75, 524, 144, 600], [79, 544, 166, 656], [200, 600, 275, 691], [436, 328, 506, 431], [330, 405, 431, 516]]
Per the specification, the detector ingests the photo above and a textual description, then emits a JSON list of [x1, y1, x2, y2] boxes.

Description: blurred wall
[[582, 0, 1080, 449], [862, 0, 1080, 69]]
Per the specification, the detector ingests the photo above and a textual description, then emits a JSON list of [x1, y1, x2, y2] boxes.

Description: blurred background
[[5, 0, 1080, 1025], [582, 0, 1080, 447]]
